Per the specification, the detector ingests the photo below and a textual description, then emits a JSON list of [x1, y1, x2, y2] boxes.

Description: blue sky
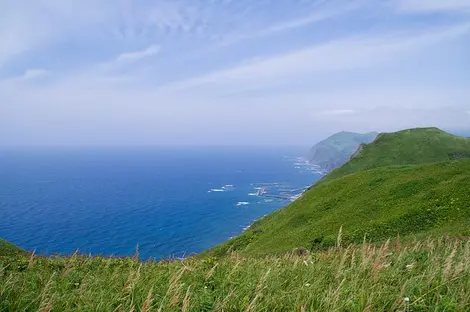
[[1, 0, 469, 146]]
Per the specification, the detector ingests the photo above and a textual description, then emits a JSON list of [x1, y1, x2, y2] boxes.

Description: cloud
[[0, 69, 51, 85], [316, 107, 470, 134], [21, 69, 50, 80], [2, 85, 468, 146], [161, 23, 470, 93], [115, 45, 161, 63], [318, 109, 355, 116], [53, 45, 162, 84], [0, 1, 194, 68], [1, 0, 469, 146], [394, 0, 470, 13], [217, 1, 360, 46]]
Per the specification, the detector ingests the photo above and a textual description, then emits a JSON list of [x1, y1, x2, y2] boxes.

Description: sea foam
[[237, 202, 250, 206]]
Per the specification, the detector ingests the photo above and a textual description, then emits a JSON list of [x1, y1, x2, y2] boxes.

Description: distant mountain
[[309, 131, 378, 173]]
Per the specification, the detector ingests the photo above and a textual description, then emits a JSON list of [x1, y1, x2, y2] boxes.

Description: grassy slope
[[2, 238, 470, 311], [208, 159, 470, 257], [0, 239, 27, 257], [324, 127, 470, 182], [207, 128, 470, 257]]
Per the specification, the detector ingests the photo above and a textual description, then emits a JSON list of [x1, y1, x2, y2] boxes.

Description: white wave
[[210, 189, 225, 192], [248, 193, 258, 196], [237, 202, 250, 206]]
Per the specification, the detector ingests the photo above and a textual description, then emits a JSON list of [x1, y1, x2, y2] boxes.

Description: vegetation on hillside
[[208, 159, 470, 257], [309, 131, 378, 173], [2, 237, 470, 311], [208, 128, 470, 257], [324, 127, 470, 182], [0, 239, 26, 258]]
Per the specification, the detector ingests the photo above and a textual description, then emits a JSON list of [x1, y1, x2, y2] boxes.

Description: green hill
[[208, 128, 470, 257], [309, 131, 378, 173], [324, 127, 470, 182]]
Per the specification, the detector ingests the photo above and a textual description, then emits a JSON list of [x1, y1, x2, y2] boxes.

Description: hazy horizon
[[1, 0, 469, 146], [1, 127, 469, 149]]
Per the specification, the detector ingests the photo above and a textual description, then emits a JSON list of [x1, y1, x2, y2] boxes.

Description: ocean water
[[0, 147, 320, 259]]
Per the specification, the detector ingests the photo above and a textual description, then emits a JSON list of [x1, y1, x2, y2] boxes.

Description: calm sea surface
[[0, 147, 320, 259]]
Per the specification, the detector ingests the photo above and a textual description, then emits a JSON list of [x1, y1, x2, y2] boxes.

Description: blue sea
[[0, 147, 320, 260]]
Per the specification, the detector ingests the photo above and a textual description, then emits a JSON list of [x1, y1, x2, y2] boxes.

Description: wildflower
[[305, 283, 311, 287], [404, 297, 410, 304]]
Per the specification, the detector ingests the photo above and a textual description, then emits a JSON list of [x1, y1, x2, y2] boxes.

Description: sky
[[1, 0, 469, 146]]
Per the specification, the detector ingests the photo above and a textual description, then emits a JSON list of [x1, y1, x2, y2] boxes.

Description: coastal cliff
[[309, 131, 378, 173]]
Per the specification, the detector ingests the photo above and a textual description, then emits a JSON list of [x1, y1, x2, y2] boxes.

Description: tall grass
[[1, 236, 469, 311], [209, 158, 470, 257]]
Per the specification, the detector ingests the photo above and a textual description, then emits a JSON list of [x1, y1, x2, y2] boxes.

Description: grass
[[2, 237, 470, 311], [324, 127, 470, 182], [0, 239, 27, 258], [207, 159, 470, 257]]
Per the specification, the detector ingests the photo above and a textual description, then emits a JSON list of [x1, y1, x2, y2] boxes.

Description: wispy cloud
[[394, 0, 470, 13], [318, 109, 355, 116], [217, 1, 361, 46], [1, 69, 51, 85], [1, 0, 469, 146], [20, 69, 50, 80], [161, 23, 470, 93], [115, 45, 161, 63], [0, 1, 194, 69]]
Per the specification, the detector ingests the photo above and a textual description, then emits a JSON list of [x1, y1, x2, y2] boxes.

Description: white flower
[[305, 283, 311, 287], [404, 297, 410, 304], [406, 264, 414, 270]]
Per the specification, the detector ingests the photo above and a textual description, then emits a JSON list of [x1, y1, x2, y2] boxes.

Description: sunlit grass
[[2, 236, 469, 311], [208, 158, 470, 257]]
